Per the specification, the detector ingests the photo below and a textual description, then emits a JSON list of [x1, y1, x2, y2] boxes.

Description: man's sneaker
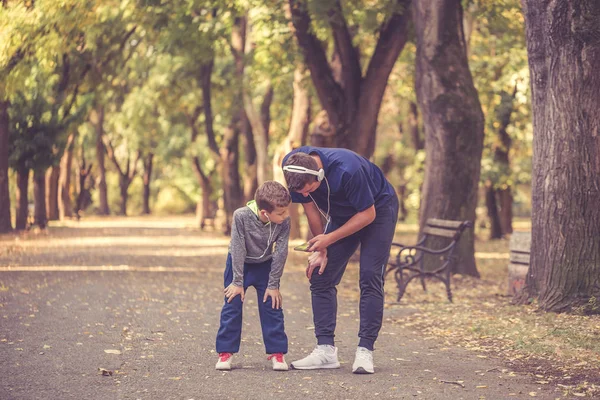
[[290, 345, 340, 370], [215, 352, 233, 370], [352, 347, 374, 374], [268, 353, 288, 371]]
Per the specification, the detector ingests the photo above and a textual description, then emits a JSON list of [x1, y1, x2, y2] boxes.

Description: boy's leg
[[249, 260, 288, 354], [357, 196, 399, 350], [216, 254, 244, 353], [309, 234, 360, 346]]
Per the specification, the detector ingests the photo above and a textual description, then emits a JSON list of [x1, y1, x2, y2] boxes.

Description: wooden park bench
[[385, 218, 472, 303], [507, 231, 531, 295]]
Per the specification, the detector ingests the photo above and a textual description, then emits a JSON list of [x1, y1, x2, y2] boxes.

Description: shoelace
[[219, 352, 232, 362], [355, 348, 373, 361], [268, 353, 284, 363]]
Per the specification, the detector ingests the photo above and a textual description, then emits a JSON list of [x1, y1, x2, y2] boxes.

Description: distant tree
[[517, 0, 600, 313], [413, 0, 485, 277]]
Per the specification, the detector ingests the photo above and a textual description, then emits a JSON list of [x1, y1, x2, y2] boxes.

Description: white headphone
[[283, 165, 325, 182], [283, 164, 330, 233]]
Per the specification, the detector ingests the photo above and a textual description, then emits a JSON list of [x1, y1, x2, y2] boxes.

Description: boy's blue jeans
[[310, 195, 399, 351], [216, 254, 288, 354]]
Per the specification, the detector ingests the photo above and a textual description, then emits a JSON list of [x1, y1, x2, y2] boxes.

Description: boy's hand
[[263, 288, 283, 309], [224, 284, 245, 303], [306, 249, 328, 280]]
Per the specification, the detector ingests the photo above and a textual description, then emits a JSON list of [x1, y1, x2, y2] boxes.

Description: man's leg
[[216, 254, 244, 353], [357, 196, 399, 350], [309, 234, 360, 346]]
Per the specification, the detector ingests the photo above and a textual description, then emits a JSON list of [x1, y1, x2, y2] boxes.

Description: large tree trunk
[[142, 152, 153, 215], [273, 65, 311, 239], [288, 0, 411, 157], [242, 113, 258, 202], [119, 175, 128, 216], [518, 0, 600, 312], [15, 168, 29, 231], [92, 106, 110, 215], [45, 165, 60, 221], [58, 133, 75, 220], [414, 0, 484, 277], [0, 101, 12, 233], [497, 188, 513, 235], [33, 169, 47, 229], [243, 82, 272, 187], [192, 156, 214, 230]]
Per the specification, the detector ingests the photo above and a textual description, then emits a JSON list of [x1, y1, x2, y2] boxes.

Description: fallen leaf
[[98, 368, 113, 376], [104, 349, 121, 355]]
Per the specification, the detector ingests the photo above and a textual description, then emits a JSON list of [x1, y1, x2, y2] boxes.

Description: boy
[[215, 181, 292, 371]]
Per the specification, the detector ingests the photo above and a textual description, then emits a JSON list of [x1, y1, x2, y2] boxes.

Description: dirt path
[[0, 217, 562, 399]]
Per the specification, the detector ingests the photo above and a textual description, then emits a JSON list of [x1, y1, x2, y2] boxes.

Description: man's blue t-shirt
[[282, 146, 396, 225]]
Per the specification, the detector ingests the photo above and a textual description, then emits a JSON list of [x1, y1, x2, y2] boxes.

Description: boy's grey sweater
[[229, 206, 290, 289]]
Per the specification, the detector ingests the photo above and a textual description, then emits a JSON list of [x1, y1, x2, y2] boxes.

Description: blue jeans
[[216, 254, 288, 354], [310, 195, 399, 351]]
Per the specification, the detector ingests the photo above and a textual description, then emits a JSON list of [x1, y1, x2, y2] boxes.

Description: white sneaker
[[290, 345, 341, 370], [215, 352, 233, 370], [268, 353, 289, 371], [352, 347, 374, 374]]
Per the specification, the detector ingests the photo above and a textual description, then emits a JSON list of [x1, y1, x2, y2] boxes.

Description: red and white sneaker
[[268, 353, 288, 371], [215, 352, 233, 370]]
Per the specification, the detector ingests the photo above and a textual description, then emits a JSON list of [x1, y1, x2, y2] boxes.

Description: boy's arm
[[267, 218, 291, 289], [230, 211, 247, 287]]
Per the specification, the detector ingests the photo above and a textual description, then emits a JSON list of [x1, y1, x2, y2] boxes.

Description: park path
[[0, 217, 560, 400]]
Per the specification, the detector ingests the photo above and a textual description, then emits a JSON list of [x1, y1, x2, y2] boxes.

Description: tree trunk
[[518, 0, 600, 312], [33, 169, 47, 229], [142, 152, 153, 215], [485, 182, 503, 239], [273, 65, 311, 239], [288, 0, 411, 157], [75, 153, 92, 219], [119, 176, 128, 216], [242, 113, 258, 203], [408, 101, 424, 151], [45, 165, 60, 220], [92, 106, 110, 215], [414, 0, 485, 277], [498, 188, 513, 235], [15, 168, 29, 231], [192, 156, 214, 230], [59, 133, 75, 220], [0, 101, 12, 233]]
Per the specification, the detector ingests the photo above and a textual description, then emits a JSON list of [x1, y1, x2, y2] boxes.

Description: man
[[282, 146, 399, 374]]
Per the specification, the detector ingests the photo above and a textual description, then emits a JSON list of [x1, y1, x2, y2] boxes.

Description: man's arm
[[302, 201, 325, 236], [308, 205, 376, 252]]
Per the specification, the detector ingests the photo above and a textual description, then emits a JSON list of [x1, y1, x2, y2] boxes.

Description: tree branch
[[103, 137, 124, 176]]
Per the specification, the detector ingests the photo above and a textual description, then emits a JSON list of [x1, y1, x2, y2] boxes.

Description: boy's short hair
[[283, 153, 319, 192], [255, 181, 292, 212]]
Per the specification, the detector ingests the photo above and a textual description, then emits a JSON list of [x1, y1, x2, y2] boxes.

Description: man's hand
[[308, 234, 333, 252], [224, 284, 245, 303], [306, 249, 328, 280], [263, 288, 283, 309]]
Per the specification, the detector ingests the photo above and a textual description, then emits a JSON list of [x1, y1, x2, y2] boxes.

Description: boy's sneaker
[[215, 352, 233, 370], [268, 353, 288, 371], [352, 347, 374, 374], [290, 345, 340, 370]]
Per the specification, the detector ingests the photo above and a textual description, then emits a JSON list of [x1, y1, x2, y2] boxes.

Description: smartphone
[[293, 242, 312, 252]]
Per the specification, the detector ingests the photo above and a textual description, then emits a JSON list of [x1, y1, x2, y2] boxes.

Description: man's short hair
[[255, 181, 291, 212], [283, 153, 319, 192]]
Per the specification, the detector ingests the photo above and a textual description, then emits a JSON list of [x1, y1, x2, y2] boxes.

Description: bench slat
[[423, 226, 457, 238], [510, 231, 531, 253], [426, 218, 464, 229], [510, 252, 530, 265]]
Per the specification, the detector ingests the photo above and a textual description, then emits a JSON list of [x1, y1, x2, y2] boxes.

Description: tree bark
[[273, 65, 311, 239], [242, 113, 258, 203], [518, 0, 600, 312], [408, 101, 424, 151], [58, 133, 76, 220], [92, 106, 110, 215], [0, 101, 12, 233], [45, 166, 60, 221], [192, 156, 214, 230], [288, 0, 411, 157], [75, 150, 92, 219], [142, 152, 153, 215], [485, 182, 503, 240], [33, 169, 47, 229], [15, 168, 29, 231], [414, 0, 485, 277]]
